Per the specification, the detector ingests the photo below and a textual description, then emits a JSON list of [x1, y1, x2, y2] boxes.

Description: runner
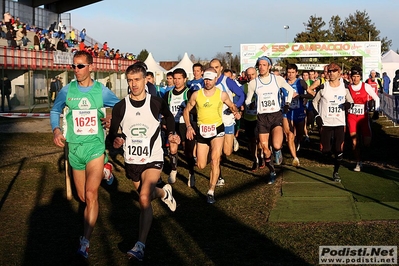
[[347, 66, 380, 171], [209, 58, 245, 186], [242, 67, 264, 171], [183, 68, 240, 203], [245, 56, 294, 184], [108, 63, 180, 261], [283, 64, 309, 167], [163, 68, 196, 187], [50, 50, 120, 259], [312, 63, 354, 182]]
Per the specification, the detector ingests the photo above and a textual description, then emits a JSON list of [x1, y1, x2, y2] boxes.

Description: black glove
[[342, 102, 353, 110], [372, 111, 379, 121], [315, 115, 323, 128], [283, 104, 290, 114]]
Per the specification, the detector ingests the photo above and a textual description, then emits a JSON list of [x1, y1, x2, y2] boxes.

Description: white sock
[[207, 190, 214, 196]]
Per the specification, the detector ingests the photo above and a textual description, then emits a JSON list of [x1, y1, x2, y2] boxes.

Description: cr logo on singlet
[[131, 127, 147, 137]]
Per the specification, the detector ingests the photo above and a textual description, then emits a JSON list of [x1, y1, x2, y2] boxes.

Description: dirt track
[[0, 118, 52, 133]]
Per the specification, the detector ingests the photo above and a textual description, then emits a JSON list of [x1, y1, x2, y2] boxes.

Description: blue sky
[[71, 0, 399, 61]]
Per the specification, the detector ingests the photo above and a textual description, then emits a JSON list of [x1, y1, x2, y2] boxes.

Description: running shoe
[[103, 162, 114, 185], [168, 170, 177, 184], [292, 157, 300, 167], [333, 172, 341, 182], [268, 172, 277, 184], [188, 173, 195, 188], [216, 177, 225, 187], [207, 194, 216, 204], [354, 162, 362, 172], [274, 150, 283, 165], [127, 242, 145, 261], [77, 236, 89, 259], [233, 137, 239, 152], [161, 184, 176, 211], [304, 136, 310, 143]]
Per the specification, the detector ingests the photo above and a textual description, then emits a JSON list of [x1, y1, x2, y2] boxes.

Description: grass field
[[0, 115, 398, 265]]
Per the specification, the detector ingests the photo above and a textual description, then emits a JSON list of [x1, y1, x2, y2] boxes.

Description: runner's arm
[[183, 91, 197, 128], [364, 83, 380, 110], [277, 76, 294, 104], [226, 77, 245, 108], [245, 79, 256, 106]]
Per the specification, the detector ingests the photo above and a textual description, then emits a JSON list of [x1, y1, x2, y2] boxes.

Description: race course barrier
[[0, 113, 50, 118]]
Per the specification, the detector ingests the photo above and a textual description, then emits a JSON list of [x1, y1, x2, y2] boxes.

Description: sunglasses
[[71, 64, 90, 69], [327, 69, 339, 73]]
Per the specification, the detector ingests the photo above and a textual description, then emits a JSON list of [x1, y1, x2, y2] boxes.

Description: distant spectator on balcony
[[58, 21, 63, 32], [15, 25, 24, 48], [79, 40, 85, 51], [44, 35, 51, 51], [98, 48, 105, 58], [57, 39, 67, 52], [15, 17, 21, 27], [21, 24, 28, 46], [109, 48, 115, 59], [114, 49, 121, 59], [102, 41, 108, 51], [60, 25, 66, 40], [4, 12, 12, 30], [6, 28, 17, 48], [0, 22, 6, 39], [70, 30, 76, 44], [49, 21, 56, 32], [79, 28, 86, 42], [33, 31, 40, 51]]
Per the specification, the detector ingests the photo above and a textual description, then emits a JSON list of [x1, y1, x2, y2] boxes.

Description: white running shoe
[[216, 177, 225, 187], [161, 184, 176, 211], [168, 170, 177, 184], [233, 137, 239, 152], [292, 157, 300, 167], [188, 173, 195, 188], [354, 162, 362, 172]]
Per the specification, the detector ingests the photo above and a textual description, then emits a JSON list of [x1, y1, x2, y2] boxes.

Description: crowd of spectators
[[1, 13, 135, 61]]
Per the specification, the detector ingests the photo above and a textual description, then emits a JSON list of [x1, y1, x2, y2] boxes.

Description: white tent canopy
[[144, 52, 166, 85], [170, 52, 194, 80], [382, 50, 399, 94]]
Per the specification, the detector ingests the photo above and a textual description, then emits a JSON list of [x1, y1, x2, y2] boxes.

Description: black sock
[[170, 153, 178, 170]]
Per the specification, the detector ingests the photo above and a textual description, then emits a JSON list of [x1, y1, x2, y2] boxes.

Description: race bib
[[327, 102, 343, 118], [124, 138, 150, 164], [349, 104, 365, 115], [199, 123, 217, 138], [259, 94, 277, 113], [72, 109, 98, 135]]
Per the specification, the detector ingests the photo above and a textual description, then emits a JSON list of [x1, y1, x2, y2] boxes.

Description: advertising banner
[[240, 41, 381, 77]]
